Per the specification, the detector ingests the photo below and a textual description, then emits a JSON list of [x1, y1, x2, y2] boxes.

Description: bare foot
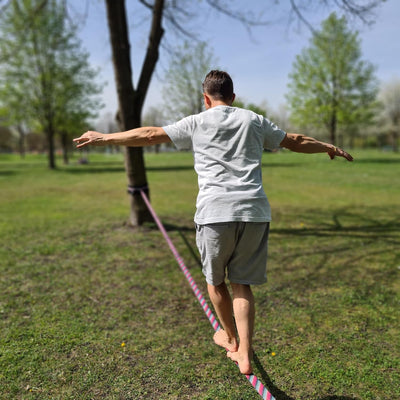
[[213, 329, 238, 352], [227, 350, 253, 375]]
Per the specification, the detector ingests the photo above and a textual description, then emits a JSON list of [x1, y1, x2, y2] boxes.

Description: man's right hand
[[73, 131, 106, 148]]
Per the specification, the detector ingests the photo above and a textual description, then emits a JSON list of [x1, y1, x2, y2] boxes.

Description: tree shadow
[[261, 162, 302, 168], [147, 165, 194, 172], [354, 157, 400, 164], [60, 164, 196, 175], [272, 206, 400, 268], [0, 170, 17, 176], [64, 166, 126, 174], [161, 222, 203, 269]]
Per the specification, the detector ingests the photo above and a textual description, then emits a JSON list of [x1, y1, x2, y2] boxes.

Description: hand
[[328, 145, 353, 162], [73, 131, 106, 148]]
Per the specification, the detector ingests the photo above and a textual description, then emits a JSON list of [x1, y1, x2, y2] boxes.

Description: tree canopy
[[379, 78, 400, 151], [161, 41, 216, 123], [0, 0, 102, 167], [286, 12, 379, 144]]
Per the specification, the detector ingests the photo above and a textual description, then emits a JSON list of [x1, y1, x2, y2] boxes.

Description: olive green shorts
[[195, 222, 270, 286]]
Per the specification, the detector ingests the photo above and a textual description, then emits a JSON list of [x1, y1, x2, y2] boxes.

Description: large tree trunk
[[47, 121, 56, 170], [328, 112, 336, 145], [105, 0, 164, 226], [16, 125, 25, 159], [61, 131, 69, 165]]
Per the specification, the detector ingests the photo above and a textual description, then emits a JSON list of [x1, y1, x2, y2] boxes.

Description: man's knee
[[231, 282, 252, 297], [208, 281, 227, 295]]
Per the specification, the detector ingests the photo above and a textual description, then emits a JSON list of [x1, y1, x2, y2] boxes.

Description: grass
[[0, 149, 399, 399]]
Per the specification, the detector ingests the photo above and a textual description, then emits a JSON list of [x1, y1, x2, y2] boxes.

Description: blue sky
[[71, 0, 399, 122]]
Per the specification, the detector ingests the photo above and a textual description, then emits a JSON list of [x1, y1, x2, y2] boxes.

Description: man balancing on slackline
[[74, 70, 353, 375]]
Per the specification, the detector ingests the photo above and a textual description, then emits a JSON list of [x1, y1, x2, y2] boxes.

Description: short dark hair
[[202, 70, 234, 102]]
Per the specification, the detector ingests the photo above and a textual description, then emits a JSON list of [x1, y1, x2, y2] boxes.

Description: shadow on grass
[[160, 222, 203, 269], [156, 208, 397, 400], [64, 166, 126, 173], [62, 164, 195, 174], [272, 207, 400, 270], [162, 206, 400, 274], [354, 157, 400, 164], [253, 352, 360, 400], [261, 162, 303, 168], [0, 170, 17, 176]]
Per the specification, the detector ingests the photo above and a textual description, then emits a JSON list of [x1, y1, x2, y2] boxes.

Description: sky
[[69, 0, 400, 125]]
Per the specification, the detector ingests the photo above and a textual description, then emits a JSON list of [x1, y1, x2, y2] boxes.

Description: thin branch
[[163, 8, 197, 40], [204, 0, 271, 27], [290, 0, 317, 33], [138, 0, 153, 10]]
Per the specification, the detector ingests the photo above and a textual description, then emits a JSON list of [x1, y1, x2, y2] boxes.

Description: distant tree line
[[0, 0, 396, 227], [0, 0, 103, 168]]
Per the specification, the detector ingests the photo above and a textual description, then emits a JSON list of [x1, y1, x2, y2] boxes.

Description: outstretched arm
[[280, 133, 353, 161], [73, 127, 171, 149]]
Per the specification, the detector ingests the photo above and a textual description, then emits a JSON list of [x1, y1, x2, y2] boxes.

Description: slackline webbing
[[140, 190, 276, 400]]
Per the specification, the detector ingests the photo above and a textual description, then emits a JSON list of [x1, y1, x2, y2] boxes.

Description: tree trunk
[[16, 125, 25, 158], [47, 122, 56, 169], [329, 110, 337, 145], [61, 131, 69, 165], [392, 129, 398, 152], [105, 0, 164, 226]]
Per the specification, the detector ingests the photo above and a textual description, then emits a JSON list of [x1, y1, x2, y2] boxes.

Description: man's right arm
[[73, 127, 171, 149]]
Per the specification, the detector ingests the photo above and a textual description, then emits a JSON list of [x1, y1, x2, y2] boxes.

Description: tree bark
[[329, 111, 337, 145], [16, 125, 25, 158], [47, 121, 56, 170], [105, 0, 164, 226], [61, 131, 69, 165]]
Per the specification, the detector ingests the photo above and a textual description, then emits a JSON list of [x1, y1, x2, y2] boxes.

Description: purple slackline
[[140, 190, 275, 400]]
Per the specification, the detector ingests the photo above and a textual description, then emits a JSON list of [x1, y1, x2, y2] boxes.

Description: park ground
[[0, 149, 399, 399]]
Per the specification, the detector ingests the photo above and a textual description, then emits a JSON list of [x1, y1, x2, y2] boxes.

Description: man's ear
[[203, 93, 212, 109], [231, 93, 236, 104]]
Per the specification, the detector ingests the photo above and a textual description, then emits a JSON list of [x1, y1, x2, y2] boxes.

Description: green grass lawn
[[0, 150, 399, 399]]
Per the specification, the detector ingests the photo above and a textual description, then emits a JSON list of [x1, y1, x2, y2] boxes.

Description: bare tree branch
[[136, 0, 164, 110], [138, 0, 153, 10], [290, 0, 317, 33], [204, 0, 272, 29], [289, 0, 384, 27]]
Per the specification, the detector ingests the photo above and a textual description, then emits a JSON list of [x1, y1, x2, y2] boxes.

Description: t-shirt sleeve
[[162, 115, 195, 151], [261, 117, 286, 150]]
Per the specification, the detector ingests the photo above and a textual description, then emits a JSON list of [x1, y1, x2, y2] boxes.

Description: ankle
[[238, 344, 253, 356]]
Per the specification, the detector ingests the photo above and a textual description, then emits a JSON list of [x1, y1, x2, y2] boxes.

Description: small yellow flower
[[121, 342, 126, 347], [271, 352, 276, 356]]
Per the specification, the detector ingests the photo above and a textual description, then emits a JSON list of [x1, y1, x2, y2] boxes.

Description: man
[[74, 70, 353, 374]]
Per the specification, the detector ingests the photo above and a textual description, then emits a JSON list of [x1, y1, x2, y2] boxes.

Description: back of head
[[202, 70, 234, 102]]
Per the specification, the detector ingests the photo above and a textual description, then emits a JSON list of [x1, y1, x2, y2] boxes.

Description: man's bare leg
[[227, 283, 255, 374], [207, 282, 238, 352]]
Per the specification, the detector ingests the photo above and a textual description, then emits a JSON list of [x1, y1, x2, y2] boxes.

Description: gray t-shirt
[[163, 106, 286, 224]]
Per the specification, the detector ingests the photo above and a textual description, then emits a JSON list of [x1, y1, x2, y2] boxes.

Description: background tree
[[287, 13, 379, 145], [0, 0, 102, 169], [0, 125, 14, 153], [379, 78, 400, 152], [102, 0, 385, 226], [161, 41, 215, 123]]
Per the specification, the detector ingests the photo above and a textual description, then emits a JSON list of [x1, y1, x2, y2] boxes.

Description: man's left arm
[[280, 133, 353, 161]]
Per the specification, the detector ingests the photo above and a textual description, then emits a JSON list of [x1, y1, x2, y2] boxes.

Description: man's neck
[[209, 100, 232, 108]]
